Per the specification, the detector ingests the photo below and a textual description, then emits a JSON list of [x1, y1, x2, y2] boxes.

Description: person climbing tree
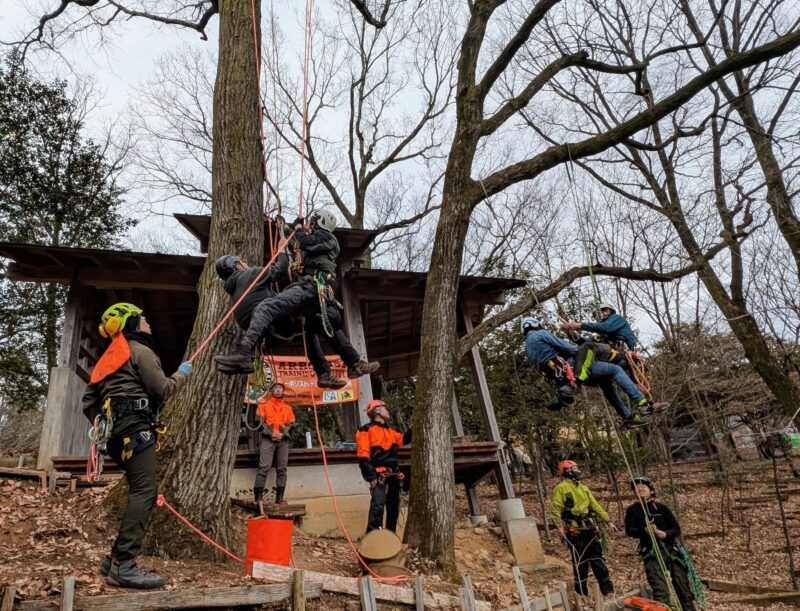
[[625, 476, 698, 611], [212, 212, 378, 387], [563, 303, 637, 349], [253, 382, 295, 514], [82, 303, 193, 589], [521, 317, 655, 429], [550, 460, 616, 599], [356, 399, 412, 533]]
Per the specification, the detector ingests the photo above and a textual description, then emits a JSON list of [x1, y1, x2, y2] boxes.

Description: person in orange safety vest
[[253, 382, 295, 512], [356, 399, 412, 533]]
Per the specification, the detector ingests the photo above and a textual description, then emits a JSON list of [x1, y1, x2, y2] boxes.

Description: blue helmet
[[520, 317, 541, 336]]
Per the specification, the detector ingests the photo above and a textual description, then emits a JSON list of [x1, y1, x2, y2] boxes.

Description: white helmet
[[311, 208, 337, 232], [520, 317, 542, 335], [597, 303, 616, 314]]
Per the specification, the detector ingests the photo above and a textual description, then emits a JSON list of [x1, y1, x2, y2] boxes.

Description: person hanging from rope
[[550, 460, 617, 599], [356, 399, 412, 533], [625, 476, 699, 610], [521, 317, 655, 429], [212, 212, 378, 387], [82, 303, 193, 589], [253, 382, 295, 515]]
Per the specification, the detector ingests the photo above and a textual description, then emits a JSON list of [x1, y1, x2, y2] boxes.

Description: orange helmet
[[558, 460, 578, 476], [367, 399, 387, 416]]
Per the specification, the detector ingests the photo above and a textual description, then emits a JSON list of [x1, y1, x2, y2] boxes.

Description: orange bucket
[[244, 516, 294, 575]]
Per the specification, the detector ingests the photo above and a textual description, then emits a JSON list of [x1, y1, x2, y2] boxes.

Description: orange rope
[[156, 494, 245, 564], [188, 231, 295, 362], [300, 332, 408, 583], [297, 0, 313, 219]]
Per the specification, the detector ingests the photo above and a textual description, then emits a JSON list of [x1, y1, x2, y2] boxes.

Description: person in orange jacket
[[356, 400, 412, 533], [254, 382, 295, 512]]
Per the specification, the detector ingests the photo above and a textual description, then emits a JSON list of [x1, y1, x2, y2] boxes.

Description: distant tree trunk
[[145, 0, 264, 558]]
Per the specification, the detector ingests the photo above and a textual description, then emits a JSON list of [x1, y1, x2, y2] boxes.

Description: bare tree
[[406, 0, 800, 570]]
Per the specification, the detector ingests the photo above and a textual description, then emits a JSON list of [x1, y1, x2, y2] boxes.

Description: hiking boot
[[622, 413, 648, 430], [107, 559, 166, 589], [347, 360, 380, 379], [100, 554, 113, 576], [317, 372, 347, 389], [639, 401, 669, 416], [214, 353, 254, 375]]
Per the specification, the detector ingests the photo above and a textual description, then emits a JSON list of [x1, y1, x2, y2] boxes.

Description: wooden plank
[[702, 577, 793, 595], [559, 582, 571, 611], [359, 576, 377, 611], [1, 586, 17, 611], [60, 576, 75, 611], [414, 576, 425, 611], [736, 591, 800, 606], [17, 582, 322, 611], [0, 467, 46, 489], [252, 561, 491, 610], [292, 570, 305, 611], [512, 566, 531, 611]]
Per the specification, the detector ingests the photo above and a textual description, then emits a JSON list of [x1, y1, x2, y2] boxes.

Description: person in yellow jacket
[[550, 460, 618, 597]]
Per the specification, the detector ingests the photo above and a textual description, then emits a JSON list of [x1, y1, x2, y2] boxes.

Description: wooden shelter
[[0, 214, 523, 512]]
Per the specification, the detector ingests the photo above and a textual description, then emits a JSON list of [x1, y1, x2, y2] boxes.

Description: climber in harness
[[82, 303, 193, 589], [521, 317, 655, 429], [563, 303, 636, 349], [356, 400, 412, 533], [550, 460, 617, 598], [212, 209, 379, 387], [625, 476, 699, 611]]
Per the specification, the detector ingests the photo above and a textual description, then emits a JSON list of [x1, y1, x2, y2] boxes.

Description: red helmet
[[558, 460, 578, 476], [367, 399, 387, 416]]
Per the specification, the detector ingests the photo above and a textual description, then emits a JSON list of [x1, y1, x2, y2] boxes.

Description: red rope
[[156, 494, 245, 564], [300, 332, 408, 583], [188, 231, 295, 362]]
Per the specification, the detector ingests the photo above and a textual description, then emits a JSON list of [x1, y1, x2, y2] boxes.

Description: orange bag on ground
[[244, 516, 294, 575]]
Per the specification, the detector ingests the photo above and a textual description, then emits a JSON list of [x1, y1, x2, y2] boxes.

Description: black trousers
[[565, 529, 614, 596], [367, 476, 401, 533], [643, 551, 696, 611], [306, 306, 361, 376], [107, 432, 158, 562]]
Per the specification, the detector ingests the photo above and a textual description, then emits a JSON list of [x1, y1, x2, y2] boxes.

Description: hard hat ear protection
[[99, 303, 143, 338]]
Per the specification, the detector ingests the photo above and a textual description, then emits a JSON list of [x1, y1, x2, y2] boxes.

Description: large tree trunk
[[145, 0, 263, 558]]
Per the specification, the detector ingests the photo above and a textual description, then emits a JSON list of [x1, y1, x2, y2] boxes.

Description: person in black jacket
[[624, 476, 696, 611], [212, 213, 378, 386]]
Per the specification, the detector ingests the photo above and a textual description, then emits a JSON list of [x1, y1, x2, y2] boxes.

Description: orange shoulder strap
[[90, 333, 131, 384]]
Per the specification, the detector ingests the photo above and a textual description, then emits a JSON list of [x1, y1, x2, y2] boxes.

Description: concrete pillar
[[38, 367, 89, 469]]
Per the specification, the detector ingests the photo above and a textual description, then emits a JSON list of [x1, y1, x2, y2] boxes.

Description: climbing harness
[[314, 272, 342, 338]]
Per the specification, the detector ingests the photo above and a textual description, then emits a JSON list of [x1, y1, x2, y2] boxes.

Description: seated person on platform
[[212, 219, 378, 387], [356, 400, 412, 533], [253, 382, 295, 513]]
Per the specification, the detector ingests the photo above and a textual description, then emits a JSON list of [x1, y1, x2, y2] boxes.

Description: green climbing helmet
[[99, 303, 143, 338]]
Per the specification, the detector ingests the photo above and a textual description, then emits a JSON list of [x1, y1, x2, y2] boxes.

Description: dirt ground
[[1, 456, 799, 609]]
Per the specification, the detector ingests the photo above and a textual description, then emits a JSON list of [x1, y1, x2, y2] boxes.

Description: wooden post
[[559, 582, 572, 611], [58, 282, 85, 370], [414, 576, 425, 611], [589, 582, 601, 611], [0, 586, 16, 611], [60, 575, 75, 611], [461, 305, 514, 499], [460, 574, 476, 611], [359, 575, 377, 611], [544, 586, 554, 611], [292, 569, 306, 611], [512, 566, 531, 611], [451, 389, 465, 437], [340, 269, 373, 432]]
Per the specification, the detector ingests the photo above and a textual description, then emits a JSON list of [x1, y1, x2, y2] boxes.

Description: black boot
[[107, 559, 166, 589], [253, 487, 264, 515], [275, 485, 287, 506], [214, 351, 254, 375]]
